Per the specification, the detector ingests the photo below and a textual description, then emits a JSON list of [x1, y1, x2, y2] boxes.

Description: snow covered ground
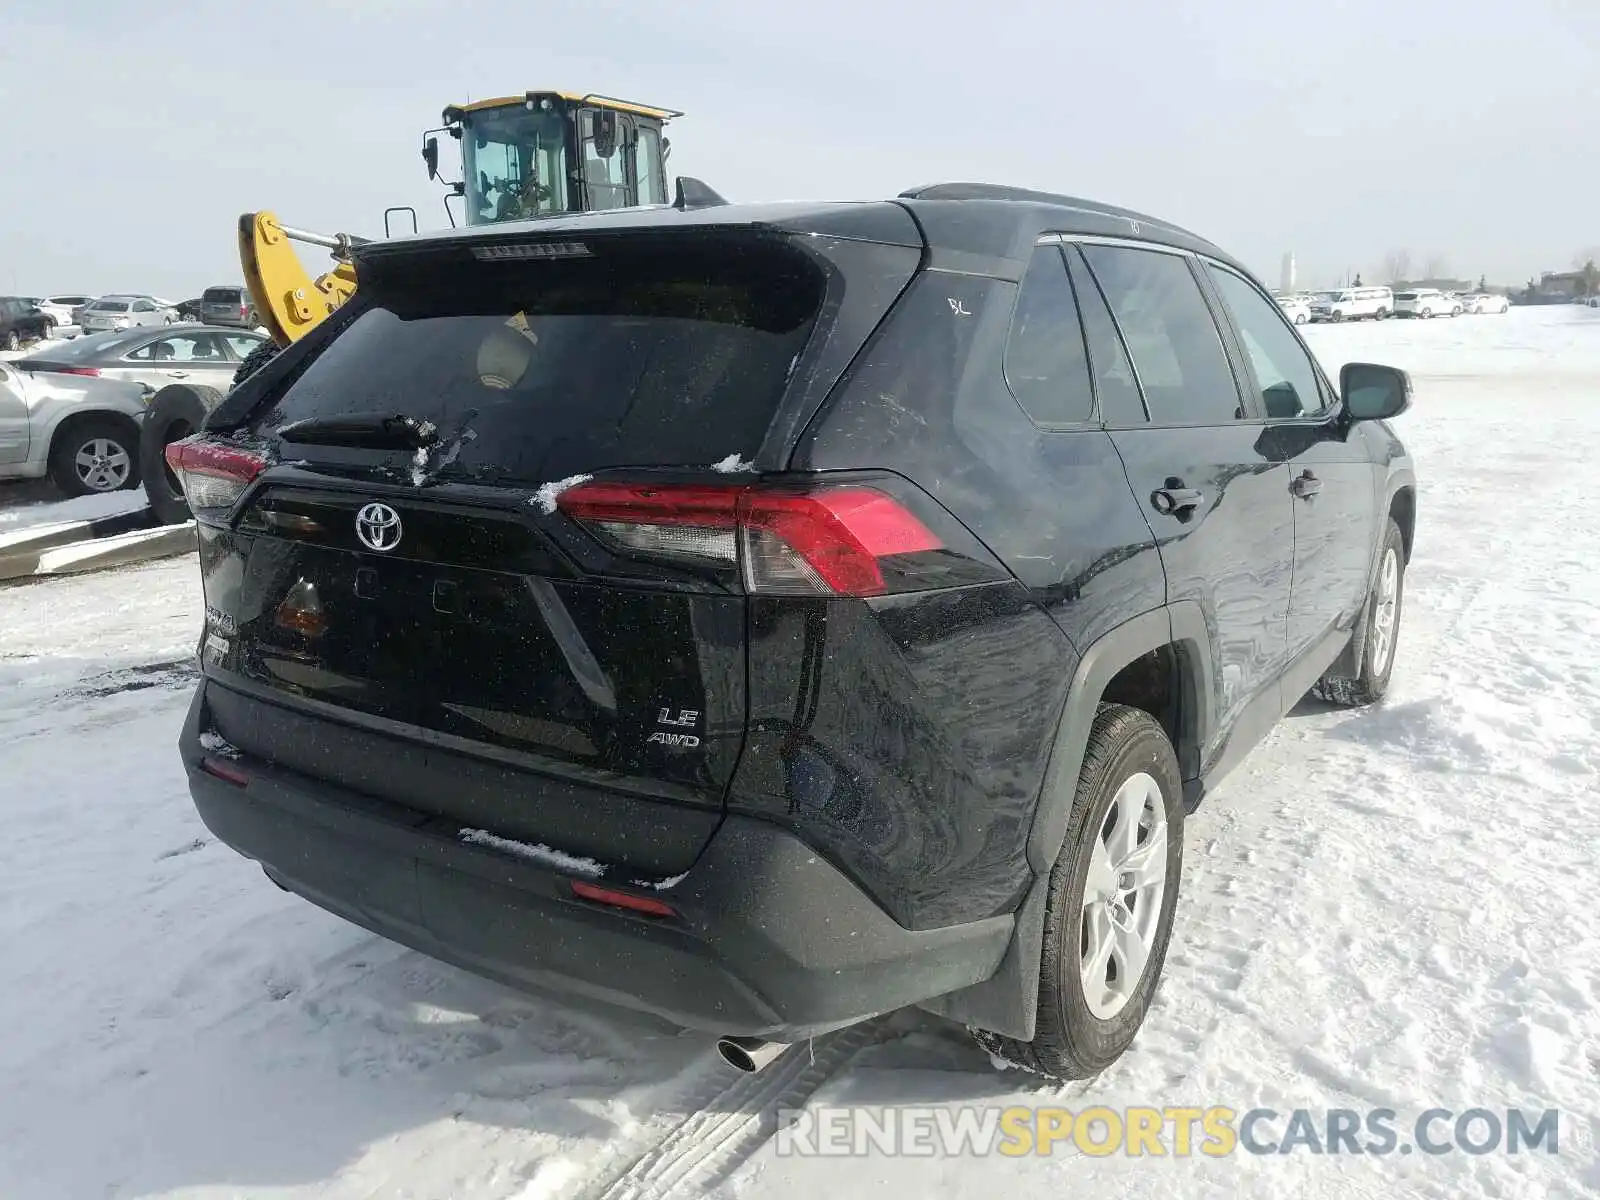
[[1, 307, 1597, 1199], [0, 482, 150, 533]]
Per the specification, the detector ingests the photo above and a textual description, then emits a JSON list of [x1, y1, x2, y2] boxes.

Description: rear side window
[[258, 243, 825, 482], [1003, 247, 1094, 425], [1080, 245, 1242, 424], [1065, 249, 1146, 425]]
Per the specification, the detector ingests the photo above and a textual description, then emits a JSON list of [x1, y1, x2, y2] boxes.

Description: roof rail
[[897, 182, 1198, 240]]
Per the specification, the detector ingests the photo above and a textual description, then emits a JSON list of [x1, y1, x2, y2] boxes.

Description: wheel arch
[[1388, 482, 1416, 563], [917, 602, 1214, 1040], [48, 407, 143, 462]]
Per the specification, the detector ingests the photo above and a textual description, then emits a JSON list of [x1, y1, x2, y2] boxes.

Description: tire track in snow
[[572, 1021, 889, 1200]]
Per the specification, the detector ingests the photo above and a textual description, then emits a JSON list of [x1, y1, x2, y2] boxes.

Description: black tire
[[973, 704, 1184, 1080], [233, 337, 281, 389], [3, 330, 18, 351], [49, 416, 142, 497], [1313, 518, 1406, 707], [140, 383, 225, 524]]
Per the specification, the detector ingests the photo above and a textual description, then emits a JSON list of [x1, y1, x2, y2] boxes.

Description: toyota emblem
[[355, 502, 403, 552]]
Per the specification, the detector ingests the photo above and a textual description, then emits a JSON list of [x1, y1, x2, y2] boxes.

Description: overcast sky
[[2, 0, 1596, 298]]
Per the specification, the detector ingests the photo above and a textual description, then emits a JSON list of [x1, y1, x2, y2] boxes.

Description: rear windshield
[[203, 288, 242, 302], [92, 300, 130, 312], [255, 242, 825, 483], [33, 330, 146, 361]]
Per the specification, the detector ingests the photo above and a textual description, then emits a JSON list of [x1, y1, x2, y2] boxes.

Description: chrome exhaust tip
[[715, 1035, 791, 1074]]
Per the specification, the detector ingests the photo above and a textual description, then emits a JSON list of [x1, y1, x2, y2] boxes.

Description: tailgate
[[203, 481, 745, 874]]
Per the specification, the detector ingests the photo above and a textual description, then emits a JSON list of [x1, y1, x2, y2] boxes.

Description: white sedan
[[1464, 293, 1511, 314], [1276, 296, 1312, 325]]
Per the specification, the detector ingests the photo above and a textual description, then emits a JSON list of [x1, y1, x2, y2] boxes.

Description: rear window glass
[[256, 243, 824, 482], [92, 300, 130, 312], [203, 288, 242, 302], [38, 330, 146, 360]]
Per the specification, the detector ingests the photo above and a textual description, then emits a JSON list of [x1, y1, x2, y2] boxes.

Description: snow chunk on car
[[459, 828, 605, 876], [530, 474, 593, 514]]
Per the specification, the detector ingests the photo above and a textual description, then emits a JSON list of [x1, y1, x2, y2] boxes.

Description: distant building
[[1536, 270, 1585, 298], [1280, 252, 1296, 293], [1395, 278, 1475, 293]]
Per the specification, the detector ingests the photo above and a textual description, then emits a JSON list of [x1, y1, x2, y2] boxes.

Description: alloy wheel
[[74, 437, 132, 492], [1370, 548, 1400, 675], [1080, 772, 1170, 1020]]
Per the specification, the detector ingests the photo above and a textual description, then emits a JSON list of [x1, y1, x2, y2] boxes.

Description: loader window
[[634, 126, 666, 206], [462, 106, 570, 224], [580, 110, 631, 210]]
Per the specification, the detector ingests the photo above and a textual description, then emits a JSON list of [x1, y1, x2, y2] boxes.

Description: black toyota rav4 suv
[[170, 183, 1415, 1080]]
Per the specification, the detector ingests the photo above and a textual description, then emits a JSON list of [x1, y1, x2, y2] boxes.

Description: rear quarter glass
[[248, 243, 828, 485]]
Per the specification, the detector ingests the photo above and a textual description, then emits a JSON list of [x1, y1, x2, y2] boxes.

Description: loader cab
[[435, 92, 678, 226]]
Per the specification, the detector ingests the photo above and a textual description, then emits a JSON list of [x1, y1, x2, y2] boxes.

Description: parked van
[[1310, 286, 1393, 322]]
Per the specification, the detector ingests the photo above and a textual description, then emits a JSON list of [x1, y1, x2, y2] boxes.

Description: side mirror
[[1341, 362, 1412, 421], [593, 111, 617, 159], [422, 136, 439, 180]]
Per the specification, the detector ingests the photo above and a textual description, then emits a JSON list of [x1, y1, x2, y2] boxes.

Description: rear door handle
[[1291, 470, 1322, 499], [1151, 486, 1204, 515]]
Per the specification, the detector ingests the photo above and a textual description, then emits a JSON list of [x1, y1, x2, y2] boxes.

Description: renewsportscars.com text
[[774, 1105, 1561, 1158]]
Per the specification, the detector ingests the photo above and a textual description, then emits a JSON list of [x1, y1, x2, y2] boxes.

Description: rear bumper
[[180, 682, 1012, 1039]]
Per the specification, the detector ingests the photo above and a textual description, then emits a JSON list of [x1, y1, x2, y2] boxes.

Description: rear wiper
[[275, 413, 441, 451]]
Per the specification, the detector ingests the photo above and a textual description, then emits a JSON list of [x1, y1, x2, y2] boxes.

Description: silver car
[[0, 357, 151, 495], [19, 325, 267, 398], [78, 295, 173, 333]]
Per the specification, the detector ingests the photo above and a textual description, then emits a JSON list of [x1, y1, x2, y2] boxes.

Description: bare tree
[[1571, 247, 1600, 272], [1421, 254, 1450, 282], [1382, 249, 1412, 285]]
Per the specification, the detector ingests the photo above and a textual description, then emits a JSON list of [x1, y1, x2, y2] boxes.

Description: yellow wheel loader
[[143, 91, 704, 524]]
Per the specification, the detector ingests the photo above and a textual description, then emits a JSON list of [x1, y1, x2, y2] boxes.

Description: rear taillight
[[558, 481, 946, 597], [164, 437, 268, 515], [52, 366, 101, 377]]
